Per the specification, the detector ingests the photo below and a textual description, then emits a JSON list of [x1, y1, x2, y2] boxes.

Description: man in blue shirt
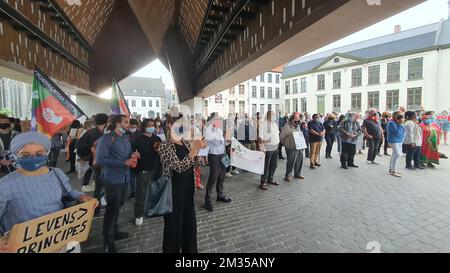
[[307, 114, 325, 169], [96, 115, 138, 253]]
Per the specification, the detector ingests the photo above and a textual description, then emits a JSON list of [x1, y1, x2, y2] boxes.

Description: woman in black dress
[[158, 114, 207, 253]]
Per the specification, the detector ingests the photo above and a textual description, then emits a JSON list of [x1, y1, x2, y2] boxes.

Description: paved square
[[75, 145, 450, 253]]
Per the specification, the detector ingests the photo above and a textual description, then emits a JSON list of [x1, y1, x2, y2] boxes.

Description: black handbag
[[144, 175, 173, 218], [53, 168, 80, 209]]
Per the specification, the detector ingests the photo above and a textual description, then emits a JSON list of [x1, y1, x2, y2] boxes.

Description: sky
[[101, 0, 449, 98]]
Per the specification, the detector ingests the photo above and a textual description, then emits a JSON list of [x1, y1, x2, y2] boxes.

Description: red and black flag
[[31, 69, 85, 137]]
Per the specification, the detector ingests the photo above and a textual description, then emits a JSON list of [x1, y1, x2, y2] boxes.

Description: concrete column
[[180, 97, 204, 117]]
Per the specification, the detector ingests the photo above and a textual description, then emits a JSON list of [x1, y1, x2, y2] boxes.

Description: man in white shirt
[[404, 111, 425, 170], [259, 111, 281, 190], [204, 116, 231, 212]]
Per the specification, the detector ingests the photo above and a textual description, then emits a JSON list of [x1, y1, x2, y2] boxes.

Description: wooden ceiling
[[55, 0, 117, 45], [178, 0, 210, 51], [53, 0, 233, 54]]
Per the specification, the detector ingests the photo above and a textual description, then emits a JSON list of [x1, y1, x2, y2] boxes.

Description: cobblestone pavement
[[68, 145, 450, 253]]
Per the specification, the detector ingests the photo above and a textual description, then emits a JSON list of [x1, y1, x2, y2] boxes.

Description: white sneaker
[[135, 217, 144, 226], [225, 172, 232, 178], [81, 184, 95, 193], [101, 196, 107, 206], [232, 169, 240, 175]]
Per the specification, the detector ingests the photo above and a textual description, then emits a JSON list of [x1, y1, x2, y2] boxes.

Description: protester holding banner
[[280, 113, 305, 182], [259, 111, 281, 190], [0, 114, 20, 178], [159, 114, 206, 253], [96, 115, 136, 253], [131, 119, 161, 226], [205, 116, 231, 212], [0, 132, 98, 253]]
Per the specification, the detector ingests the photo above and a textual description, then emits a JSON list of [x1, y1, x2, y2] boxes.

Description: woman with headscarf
[[0, 132, 98, 253], [420, 112, 440, 168]]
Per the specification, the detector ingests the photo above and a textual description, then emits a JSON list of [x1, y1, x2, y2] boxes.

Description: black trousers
[[163, 175, 197, 253], [384, 133, 389, 154], [134, 171, 153, 219], [103, 183, 127, 242], [82, 157, 94, 186], [305, 140, 310, 157], [341, 143, 356, 166], [261, 150, 278, 183], [68, 139, 77, 171], [225, 145, 236, 172], [367, 138, 380, 162], [93, 168, 104, 205], [205, 154, 226, 203], [325, 134, 335, 156], [48, 147, 61, 167], [376, 136, 384, 155], [278, 143, 284, 158], [405, 144, 421, 168]]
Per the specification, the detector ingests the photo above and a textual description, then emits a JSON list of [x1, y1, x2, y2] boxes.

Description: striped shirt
[[0, 168, 82, 235]]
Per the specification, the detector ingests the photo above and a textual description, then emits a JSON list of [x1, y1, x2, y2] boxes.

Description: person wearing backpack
[[77, 114, 109, 194]]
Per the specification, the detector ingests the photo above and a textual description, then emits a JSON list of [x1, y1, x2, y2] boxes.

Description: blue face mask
[[119, 128, 127, 134], [424, 119, 432, 125], [146, 127, 156, 134], [16, 155, 48, 172]]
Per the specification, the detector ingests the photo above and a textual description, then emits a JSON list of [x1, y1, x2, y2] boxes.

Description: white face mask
[[129, 128, 137, 133]]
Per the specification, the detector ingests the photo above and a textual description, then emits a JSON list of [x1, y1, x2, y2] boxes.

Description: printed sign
[[293, 131, 307, 150]]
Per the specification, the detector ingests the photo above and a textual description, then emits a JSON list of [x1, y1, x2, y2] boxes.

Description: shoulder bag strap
[[50, 167, 69, 196]]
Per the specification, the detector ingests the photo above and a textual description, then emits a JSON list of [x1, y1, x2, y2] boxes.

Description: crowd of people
[[0, 106, 449, 253]]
